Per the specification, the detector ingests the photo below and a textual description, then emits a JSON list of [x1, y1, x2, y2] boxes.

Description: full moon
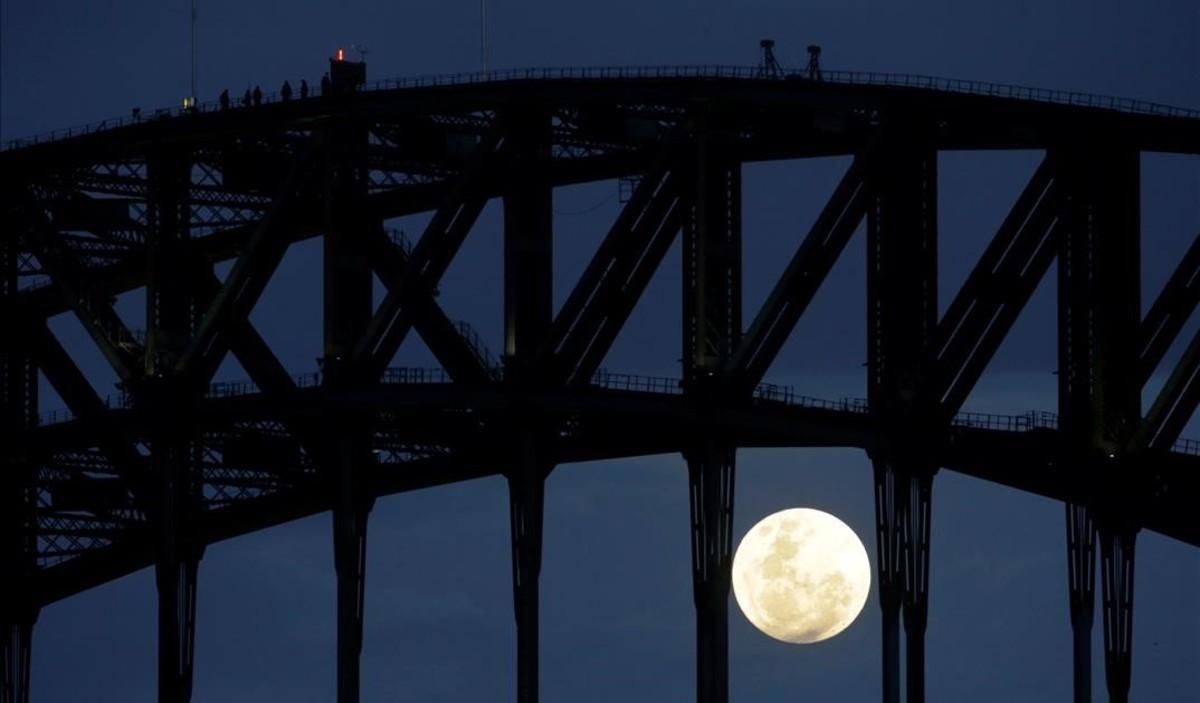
[[731, 508, 871, 644]]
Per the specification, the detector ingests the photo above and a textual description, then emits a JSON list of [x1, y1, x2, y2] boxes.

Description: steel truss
[[1, 71, 1198, 703]]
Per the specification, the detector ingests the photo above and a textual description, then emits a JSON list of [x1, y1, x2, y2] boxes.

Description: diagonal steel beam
[[724, 154, 869, 386], [186, 278, 300, 401], [352, 134, 504, 381], [176, 151, 315, 383], [189, 272, 326, 548], [539, 158, 683, 385], [350, 141, 496, 381], [19, 149, 659, 324], [358, 226, 494, 384], [26, 320, 146, 497], [1138, 230, 1200, 384], [1132, 324, 1200, 451], [568, 192, 682, 385], [28, 224, 140, 384], [934, 155, 1060, 417], [541, 156, 672, 364]]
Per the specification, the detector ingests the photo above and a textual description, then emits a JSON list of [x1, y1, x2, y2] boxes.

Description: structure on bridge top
[[2, 52, 1198, 703]]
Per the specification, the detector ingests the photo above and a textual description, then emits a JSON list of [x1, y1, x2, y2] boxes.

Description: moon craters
[[731, 508, 871, 644]]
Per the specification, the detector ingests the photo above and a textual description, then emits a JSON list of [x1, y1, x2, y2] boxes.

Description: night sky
[[3, 1, 1198, 701]]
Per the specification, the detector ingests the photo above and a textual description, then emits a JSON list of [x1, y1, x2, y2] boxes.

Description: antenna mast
[[189, 0, 197, 99], [480, 0, 488, 72]]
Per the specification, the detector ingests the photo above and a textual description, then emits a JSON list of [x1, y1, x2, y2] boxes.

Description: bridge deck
[[23, 369, 1200, 606]]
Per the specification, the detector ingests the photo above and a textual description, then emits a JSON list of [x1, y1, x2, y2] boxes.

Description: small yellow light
[[182, 96, 196, 110]]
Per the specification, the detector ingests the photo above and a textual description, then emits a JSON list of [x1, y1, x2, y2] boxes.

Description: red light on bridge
[[336, 48, 345, 62]]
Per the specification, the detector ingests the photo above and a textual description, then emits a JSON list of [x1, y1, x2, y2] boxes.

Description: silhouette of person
[[252, 86, 262, 106], [281, 80, 292, 101], [219, 89, 230, 110], [299, 79, 309, 99], [320, 72, 331, 96], [241, 89, 251, 107]]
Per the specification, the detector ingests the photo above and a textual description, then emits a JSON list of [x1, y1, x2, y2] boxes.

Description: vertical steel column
[[507, 436, 547, 703], [502, 107, 553, 703], [1, 229, 38, 703], [0, 478, 36, 703], [685, 442, 736, 703], [871, 460, 903, 703], [0, 618, 34, 703], [682, 123, 741, 703], [331, 470, 370, 703], [1057, 144, 1140, 703], [1099, 528, 1136, 702], [1065, 503, 1096, 702], [866, 132, 938, 703], [322, 115, 375, 703], [1095, 151, 1140, 703], [1058, 145, 1142, 703], [144, 149, 202, 703], [902, 470, 933, 702]]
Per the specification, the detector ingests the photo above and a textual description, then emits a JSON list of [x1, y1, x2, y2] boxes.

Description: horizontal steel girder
[[19, 381, 1199, 606]]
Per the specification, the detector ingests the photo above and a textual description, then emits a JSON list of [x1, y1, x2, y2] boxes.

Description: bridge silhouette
[[2, 59, 1198, 703]]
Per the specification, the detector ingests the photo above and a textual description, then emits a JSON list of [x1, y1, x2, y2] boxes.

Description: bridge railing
[[381, 367, 453, 385], [590, 370, 683, 395], [452, 321, 502, 376], [31, 367, 1200, 458], [950, 410, 1059, 432], [5, 65, 1196, 151], [1170, 437, 1200, 456]]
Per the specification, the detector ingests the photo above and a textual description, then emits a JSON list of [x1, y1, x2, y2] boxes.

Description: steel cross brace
[[26, 221, 141, 385], [25, 320, 148, 497], [353, 134, 501, 382], [358, 225, 494, 384], [177, 149, 317, 385]]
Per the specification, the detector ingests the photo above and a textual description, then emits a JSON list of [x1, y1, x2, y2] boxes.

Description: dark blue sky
[[3, 1, 1198, 701]]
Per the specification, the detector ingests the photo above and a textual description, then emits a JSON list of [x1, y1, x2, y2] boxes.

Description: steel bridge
[[1, 61, 1198, 703]]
